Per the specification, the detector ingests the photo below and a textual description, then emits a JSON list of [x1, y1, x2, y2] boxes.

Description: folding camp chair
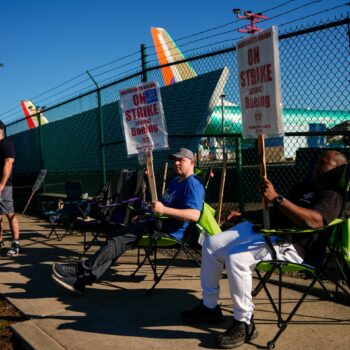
[[132, 201, 221, 294], [78, 169, 147, 255], [130, 167, 215, 292], [76, 181, 113, 251], [252, 164, 350, 349], [43, 181, 89, 241]]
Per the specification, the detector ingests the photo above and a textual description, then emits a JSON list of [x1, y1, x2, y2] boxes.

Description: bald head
[[314, 150, 348, 177], [328, 150, 348, 167]]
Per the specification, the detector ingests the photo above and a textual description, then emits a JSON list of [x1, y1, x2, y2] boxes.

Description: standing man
[[0, 120, 21, 256]]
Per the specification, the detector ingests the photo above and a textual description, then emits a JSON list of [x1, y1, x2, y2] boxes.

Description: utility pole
[[233, 9, 268, 34]]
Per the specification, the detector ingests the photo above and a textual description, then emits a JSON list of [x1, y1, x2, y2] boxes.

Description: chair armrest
[[259, 218, 344, 236], [140, 211, 169, 220], [98, 197, 140, 208], [127, 204, 169, 220]]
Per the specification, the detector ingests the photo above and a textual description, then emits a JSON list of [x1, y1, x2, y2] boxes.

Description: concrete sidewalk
[[0, 215, 349, 350]]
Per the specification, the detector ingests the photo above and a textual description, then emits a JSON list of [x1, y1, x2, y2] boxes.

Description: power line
[[92, 58, 141, 80], [147, 5, 348, 65], [279, 2, 349, 28], [146, 0, 331, 60], [148, 0, 299, 51], [29, 72, 87, 101], [88, 50, 140, 73], [33, 78, 93, 107], [2, 0, 347, 122], [259, 0, 325, 25]]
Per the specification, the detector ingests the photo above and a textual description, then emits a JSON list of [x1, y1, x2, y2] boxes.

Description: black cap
[[0, 120, 5, 129], [168, 148, 195, 161]]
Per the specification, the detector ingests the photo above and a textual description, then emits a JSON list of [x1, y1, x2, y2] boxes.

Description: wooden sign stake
[[146, 150, 158, 202], [161, 161, 168, 195], [216, 152, 227, 225], [258, 134, 270, 229]]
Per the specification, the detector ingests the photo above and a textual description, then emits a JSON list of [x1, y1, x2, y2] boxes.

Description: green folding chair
[[132, 201, 221, 294], [253, 164, 350, 349]]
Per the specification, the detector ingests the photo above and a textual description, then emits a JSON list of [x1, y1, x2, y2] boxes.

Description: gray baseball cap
[[168, 148, 195, 161]]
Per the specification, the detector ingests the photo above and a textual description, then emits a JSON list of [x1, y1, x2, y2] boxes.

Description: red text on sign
[[125, 103, 159, 121], [248, 47, 260, 65], [245, 95, 270, 109], [240, 64, 272, 88], [131, 124, 159, 136]]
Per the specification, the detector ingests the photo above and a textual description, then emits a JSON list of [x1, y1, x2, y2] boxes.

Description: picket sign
[[119, 81, 169, 202], [22, 169, 47, 215], [236, 26, 283, 229]]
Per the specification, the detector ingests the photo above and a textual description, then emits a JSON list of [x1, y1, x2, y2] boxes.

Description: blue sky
[[0, 0, 347, 122]]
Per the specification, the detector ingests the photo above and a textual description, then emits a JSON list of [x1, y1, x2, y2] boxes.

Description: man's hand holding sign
[[237, 26, 283, 228]]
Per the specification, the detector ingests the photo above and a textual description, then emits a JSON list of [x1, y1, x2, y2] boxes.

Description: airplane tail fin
[[151, 27, 197, 85], [21, 100, 49, 129]]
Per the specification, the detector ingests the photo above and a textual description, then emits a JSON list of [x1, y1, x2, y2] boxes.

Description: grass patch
[[0, 295, 26, 350]]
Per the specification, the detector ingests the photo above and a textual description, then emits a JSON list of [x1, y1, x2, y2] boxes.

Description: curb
[[11, 320, 65, 350]]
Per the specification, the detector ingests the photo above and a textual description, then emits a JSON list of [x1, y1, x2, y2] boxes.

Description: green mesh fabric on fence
[[10, 68, 228, 197]]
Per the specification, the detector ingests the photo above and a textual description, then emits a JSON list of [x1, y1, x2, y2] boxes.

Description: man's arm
[[0, 158, 14, 192], [263, 178, 324, 228], [151, 201, 201, 222]]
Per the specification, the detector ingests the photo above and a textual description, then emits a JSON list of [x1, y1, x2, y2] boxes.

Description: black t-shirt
[[274, 186, 342, 262], [0, 139, 15, 186], [244, 168, 344, 263]]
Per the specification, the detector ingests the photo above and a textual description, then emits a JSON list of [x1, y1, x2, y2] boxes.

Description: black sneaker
[[181, 300, 224, 324], [6, 242, 20, 257], [52, 262, 81, 278], [215, 317, 258, 349], [52, 274, 85, 296]]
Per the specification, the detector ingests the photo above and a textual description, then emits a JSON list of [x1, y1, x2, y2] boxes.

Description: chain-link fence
[[7, 16, 350, 220]]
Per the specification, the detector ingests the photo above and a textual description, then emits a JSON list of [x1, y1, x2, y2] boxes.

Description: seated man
[[52, 148, 205, 295], [181, 150, 347, 349]]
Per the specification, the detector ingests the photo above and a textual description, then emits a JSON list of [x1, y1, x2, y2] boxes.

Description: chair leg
[[266, 266, 324, 348], [48, 223, 60, 241], [82, 229, 104, 256], [252, 269, 275, 297], [131, 239, 159, 280], [146, 243, 189, 295]]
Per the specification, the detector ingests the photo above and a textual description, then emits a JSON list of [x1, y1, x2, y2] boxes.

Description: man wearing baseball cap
[[52, 147, 205, 295], [0, 121, 21, 256]]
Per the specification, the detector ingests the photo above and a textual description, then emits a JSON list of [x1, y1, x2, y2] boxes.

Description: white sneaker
[[6, 242, 20, 257]]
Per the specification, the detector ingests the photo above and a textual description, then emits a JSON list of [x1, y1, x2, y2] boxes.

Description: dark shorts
[[0, 186, 14, 214]]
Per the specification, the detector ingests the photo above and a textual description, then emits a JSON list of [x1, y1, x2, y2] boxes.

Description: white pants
[[201, 221, 303, 324]]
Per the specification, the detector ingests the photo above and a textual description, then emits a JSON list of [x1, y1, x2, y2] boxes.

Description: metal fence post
[[37, 111, 44, 169], [37, 109, 46, 192], [86, 70, 107, 185]]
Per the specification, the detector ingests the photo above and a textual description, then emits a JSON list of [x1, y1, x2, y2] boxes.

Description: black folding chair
[[77, 169, 147, 255], [43, 181, 89, 241]]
